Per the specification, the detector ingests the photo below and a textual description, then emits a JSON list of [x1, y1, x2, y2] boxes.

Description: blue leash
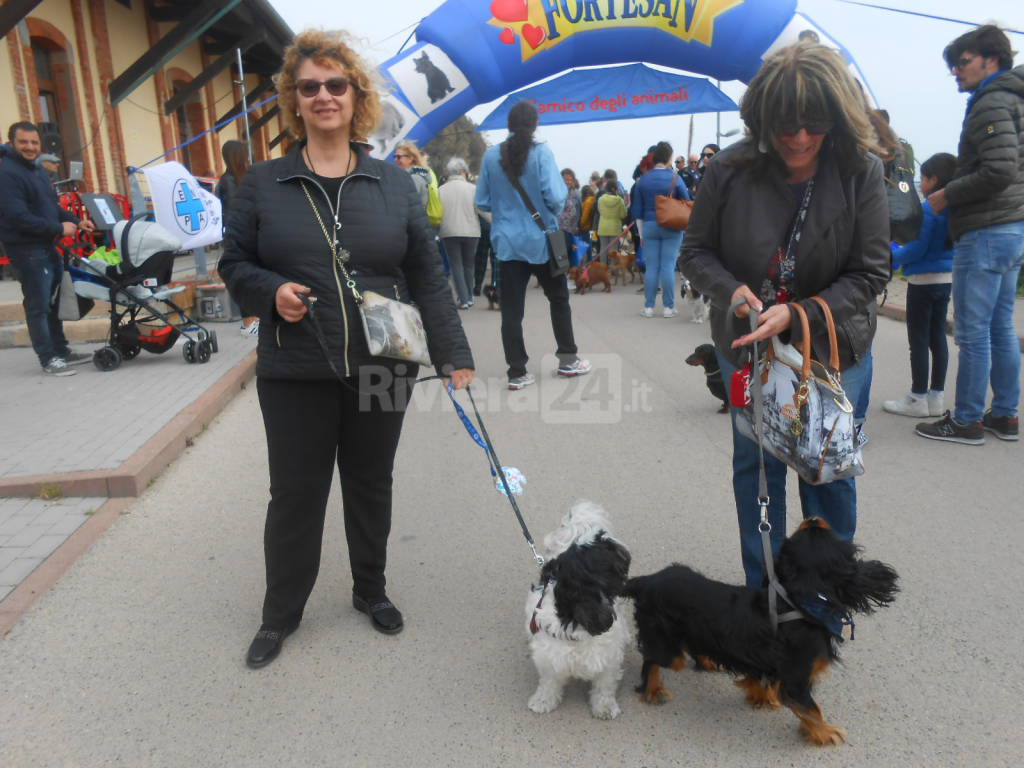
[[418, 374, 543, 565], [296, 294, 543, 564]]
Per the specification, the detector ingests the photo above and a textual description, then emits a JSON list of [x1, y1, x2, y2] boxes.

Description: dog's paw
[[590, 696, 621, 720], [528, 690, 562, 714], [637, 685, 673, 705], [735, 677, 781, 710], [801, 722, 847, 747]]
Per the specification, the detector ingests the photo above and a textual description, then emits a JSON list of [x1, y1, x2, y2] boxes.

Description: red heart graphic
[[522, 23, 546, 50], [499, 27, 516, 45], [490, 0, 528, 23]]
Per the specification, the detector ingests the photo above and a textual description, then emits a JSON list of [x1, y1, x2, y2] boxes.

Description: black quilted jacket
[[219, 142, 473, 380], [946, 65, 1024, 241]]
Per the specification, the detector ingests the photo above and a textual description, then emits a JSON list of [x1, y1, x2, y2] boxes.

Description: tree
[[424, 115, 489, 180]]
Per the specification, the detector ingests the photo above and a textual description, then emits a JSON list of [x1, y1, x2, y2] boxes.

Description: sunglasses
[[777, 120, 833, 136], [951, 55, 978, 71], [701, 152, 716, 158], [296, 77, 349, 98]]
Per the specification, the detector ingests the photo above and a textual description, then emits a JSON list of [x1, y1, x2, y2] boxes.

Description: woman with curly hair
[[219, 28, 474, 668]]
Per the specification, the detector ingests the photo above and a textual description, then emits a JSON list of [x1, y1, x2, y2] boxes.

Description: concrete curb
[[877, 301, 1024, 351], [0, 497, 134, 637], [0, 350, 257, 499]]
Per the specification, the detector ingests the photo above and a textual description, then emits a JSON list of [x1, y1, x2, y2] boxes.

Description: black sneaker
[[61, 351, 92, 366], [983, 410, 1019, 442], [915, 411, 985, 445]]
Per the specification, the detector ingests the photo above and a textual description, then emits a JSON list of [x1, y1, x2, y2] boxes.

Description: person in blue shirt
[[884, 153, 957, 418], [629, 141, 690, 318], [476, 101, 592, 390]]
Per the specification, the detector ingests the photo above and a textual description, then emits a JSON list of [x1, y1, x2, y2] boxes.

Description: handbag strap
[[300, 180, 363, 305], [766, 301, 813, 384], [665, 169, 680, 197], [503, 163, 549, 234], [808, 295, 841, 374]]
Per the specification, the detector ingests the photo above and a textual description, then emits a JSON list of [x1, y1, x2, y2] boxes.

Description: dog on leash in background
[[608, 247, 637, 285], [685, 343, 729, 413], [568, 263, 612, 294], [625, 518, 899, 746], [680, 278, 710, 323], [525, 500, 632, 719], [483, 283, 500, 310]]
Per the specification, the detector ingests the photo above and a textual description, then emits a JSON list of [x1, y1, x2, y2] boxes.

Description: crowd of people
[[1, 22, 1020, 671]]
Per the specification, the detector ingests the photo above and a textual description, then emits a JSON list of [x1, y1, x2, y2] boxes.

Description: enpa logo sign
[[172, 178, 209, 235]]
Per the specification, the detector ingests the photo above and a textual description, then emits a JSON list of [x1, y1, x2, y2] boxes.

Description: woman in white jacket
[[439, 157, 481, 308]]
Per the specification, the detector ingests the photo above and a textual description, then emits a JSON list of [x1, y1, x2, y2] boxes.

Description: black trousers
[[905, 282, 951, 394], [498, 258, 577, 379], [256, 375, 413, 628]]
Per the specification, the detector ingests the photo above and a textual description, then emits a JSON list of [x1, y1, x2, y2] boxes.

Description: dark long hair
[[500, 100, 538, 178], [221, 140, 249, 182]]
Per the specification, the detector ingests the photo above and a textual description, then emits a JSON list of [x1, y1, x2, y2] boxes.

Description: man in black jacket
[[0, 122, 93, 375], [916, 26, 1024, 445]]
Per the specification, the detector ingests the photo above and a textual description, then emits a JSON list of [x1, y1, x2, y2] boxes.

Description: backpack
[[425, 167, 444, 228], [884, 144, 922, 245]]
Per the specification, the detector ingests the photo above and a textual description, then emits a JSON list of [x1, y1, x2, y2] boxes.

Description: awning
[[477, 63, 738, 132]]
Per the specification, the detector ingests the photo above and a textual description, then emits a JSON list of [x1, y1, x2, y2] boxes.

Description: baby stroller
[[69, 215, 218, 371]]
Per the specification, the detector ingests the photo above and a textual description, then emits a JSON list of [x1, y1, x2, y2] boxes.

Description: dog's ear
[[835, 558, 900, 614], [778, 523, 899, 613]]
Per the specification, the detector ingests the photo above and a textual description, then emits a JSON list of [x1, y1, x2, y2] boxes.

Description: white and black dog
[[680, 277, 711, 324], [525, 500, 632, 719]]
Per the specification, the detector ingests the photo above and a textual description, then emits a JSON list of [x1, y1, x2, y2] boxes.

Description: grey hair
[[446, 156, 469, 176]]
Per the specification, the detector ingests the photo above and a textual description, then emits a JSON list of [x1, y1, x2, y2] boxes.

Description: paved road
[[1, 283, 1022, 766]]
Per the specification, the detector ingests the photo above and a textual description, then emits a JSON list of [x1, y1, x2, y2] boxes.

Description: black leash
[[729, 297, 805, 634], [297, 293, 543, 565]]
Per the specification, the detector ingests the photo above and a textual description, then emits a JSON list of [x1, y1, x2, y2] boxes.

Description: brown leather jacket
[[681, 141, 890, 371]]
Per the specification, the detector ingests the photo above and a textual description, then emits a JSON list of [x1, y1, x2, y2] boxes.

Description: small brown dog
[[569, 262, 611, 294], [607, 249, 637, 285]]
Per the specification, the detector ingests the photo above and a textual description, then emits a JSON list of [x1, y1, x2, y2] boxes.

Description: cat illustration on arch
[[414, 52, 456, 104]]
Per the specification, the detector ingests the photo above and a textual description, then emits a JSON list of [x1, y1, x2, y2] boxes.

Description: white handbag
[[736, 297, 864, 485]]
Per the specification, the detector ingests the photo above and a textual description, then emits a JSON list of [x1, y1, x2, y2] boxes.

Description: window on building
[[31, 38, 83, 172]]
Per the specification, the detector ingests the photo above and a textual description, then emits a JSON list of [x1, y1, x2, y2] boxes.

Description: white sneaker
[[640, 307, 655, 318], [882, 393, 929, 417], [663, 307, 679, 318], [927, 391, 945, 417]]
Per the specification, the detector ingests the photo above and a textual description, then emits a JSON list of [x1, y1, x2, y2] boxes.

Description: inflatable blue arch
[[366, 0, 874, 157]]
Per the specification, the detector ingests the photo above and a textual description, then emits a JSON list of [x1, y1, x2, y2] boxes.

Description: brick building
[[0, 0, 294, 197]]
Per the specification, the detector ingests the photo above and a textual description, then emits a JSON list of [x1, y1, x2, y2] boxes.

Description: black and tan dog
[[624, 519, 898, 746], [482, 283, 500, 310], [685, 343, 729, 413]]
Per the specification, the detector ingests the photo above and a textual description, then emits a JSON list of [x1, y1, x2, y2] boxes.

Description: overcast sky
[[268, 0, 1022, 179]]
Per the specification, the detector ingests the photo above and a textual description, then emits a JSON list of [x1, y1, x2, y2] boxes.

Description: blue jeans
[[854, 348, 872, 426], [642, 226, 683, 309], [951, 221, 1024, 423], [8, 246, 69, 366], [717, 350, 870, 587]]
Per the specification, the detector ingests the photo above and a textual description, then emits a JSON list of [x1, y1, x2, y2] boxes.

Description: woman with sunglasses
[[681, 43, 889, 587], [219, 29, 474, 669]]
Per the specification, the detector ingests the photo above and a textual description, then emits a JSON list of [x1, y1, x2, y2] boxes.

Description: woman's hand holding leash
[[447, 369, 474, 390], [729, 286, 791, 348], [276, 282, 312, 322]]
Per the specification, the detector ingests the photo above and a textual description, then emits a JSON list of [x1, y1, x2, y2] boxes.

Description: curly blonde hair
[[275, 28, 381, 142], [739, 43, 879, 177]]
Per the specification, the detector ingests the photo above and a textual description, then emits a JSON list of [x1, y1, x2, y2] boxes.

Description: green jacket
[[946, 65, 1024, 241], [596, 193, 627, 236]]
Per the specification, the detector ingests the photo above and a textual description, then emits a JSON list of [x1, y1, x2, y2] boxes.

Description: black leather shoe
[[245, 623, 297, 669], [352, 594, 404, 634]]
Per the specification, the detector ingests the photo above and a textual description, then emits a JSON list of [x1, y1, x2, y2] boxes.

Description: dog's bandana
[[798, 593, 855, 640]]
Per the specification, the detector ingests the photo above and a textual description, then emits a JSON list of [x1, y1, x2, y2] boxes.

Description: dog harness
[[798, 593, 855, 640]]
